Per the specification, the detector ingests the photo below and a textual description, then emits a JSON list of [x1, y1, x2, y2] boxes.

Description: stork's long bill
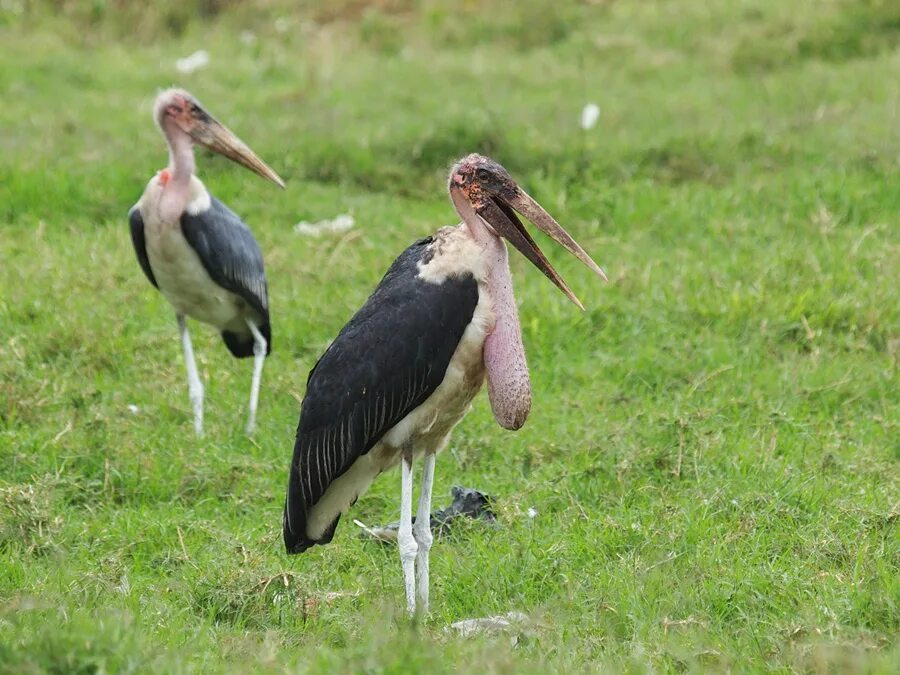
[[449, 154, 606, 309], [156, 88, 285, 188], [190, 113, 285, 188]]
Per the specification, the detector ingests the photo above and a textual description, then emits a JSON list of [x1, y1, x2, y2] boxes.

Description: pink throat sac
[[465, 214, 532, 430]]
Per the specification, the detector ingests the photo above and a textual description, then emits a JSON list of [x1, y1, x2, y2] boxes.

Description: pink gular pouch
[[451, 154, 607, 431], [482, 232, 532, 430]]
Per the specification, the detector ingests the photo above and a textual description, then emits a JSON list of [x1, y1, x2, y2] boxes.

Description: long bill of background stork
[[128, 88, 284, 436], [283, 154, 605, 615]]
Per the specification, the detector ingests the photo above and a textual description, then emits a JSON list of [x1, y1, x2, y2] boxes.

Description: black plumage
[[128, 195, 272, 358], [283, 237, 479, 553], [128, 207, 157, 288], [181, 197, 271, 358]]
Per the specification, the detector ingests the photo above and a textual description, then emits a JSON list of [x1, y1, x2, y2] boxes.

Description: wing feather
[[128, 207, 158, 288], [179, 195, 269, 322], [283, 237, 479, 554]]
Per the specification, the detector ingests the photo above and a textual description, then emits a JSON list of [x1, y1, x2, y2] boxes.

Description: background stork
[[128, 88, 284, 436], [283, 154, 605, 615]]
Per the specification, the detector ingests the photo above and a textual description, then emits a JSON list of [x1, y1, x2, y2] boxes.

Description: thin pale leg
[[398, 451, 418, 615], [413, 452, 435, 615], [177, 314, 204, 437], [244, 319, 267, 434]]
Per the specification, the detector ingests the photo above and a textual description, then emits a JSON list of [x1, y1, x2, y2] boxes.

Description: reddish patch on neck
[[159, 169, 171, 186]]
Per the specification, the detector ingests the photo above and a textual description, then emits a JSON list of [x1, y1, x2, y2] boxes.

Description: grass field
[[1, 0, 898, 671]]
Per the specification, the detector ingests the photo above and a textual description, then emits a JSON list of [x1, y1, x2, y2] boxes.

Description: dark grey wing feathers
[[179, 195, 269, 320], [283, 237, 479, 553], [128, 206, 158, 288]]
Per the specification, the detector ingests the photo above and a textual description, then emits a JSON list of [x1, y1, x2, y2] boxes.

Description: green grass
[[1, 0, 898, 671]]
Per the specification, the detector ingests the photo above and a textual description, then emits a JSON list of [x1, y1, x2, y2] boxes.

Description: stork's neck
[[463, 211, 496, 250], [451, 188, 506, 269], [467, 222, 533, 430], [165, 119, 195, 185], [159, 118, 195, 221], [450, 192, 532, 429]]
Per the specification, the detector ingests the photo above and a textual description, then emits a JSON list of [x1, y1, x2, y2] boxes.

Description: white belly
[[306, 285, 495, 538], [135, 173, 251, 332], [146, 223, 246, 330]]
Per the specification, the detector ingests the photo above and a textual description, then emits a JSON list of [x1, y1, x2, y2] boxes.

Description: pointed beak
[[190, 116, 285, 189], [475, 186, 606, 309]]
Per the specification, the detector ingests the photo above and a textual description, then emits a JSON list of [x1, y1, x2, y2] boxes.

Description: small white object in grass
[[127, 404, 140, 415], [527, 507, 538, 519], [175, 50, 210, 75], [239, 31, 257, 46], [580, 102, 600, 130], [446, 611, 529, 637], [353, 518, 396, 542], [295, 214, 355, 237]]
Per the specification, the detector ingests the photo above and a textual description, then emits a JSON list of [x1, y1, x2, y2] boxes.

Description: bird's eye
[[475, 168, 491, 182]]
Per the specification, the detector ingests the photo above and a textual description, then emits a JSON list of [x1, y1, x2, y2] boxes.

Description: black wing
[[181, 195, 272, 357], [180, 195, 269, 323], [128, 206, 158, 288], [283, 237, 479, 553]]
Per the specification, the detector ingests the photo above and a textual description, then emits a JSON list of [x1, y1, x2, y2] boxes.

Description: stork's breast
[[144, 219, 243, 329]]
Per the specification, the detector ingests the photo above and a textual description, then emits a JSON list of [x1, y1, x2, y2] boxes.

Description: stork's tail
[[283, 463, 340, 554], [221, 319, 272, 358], [282, 507, 340, 554]]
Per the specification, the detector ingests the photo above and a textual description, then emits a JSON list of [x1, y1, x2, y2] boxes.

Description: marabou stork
[[283, 154, 605, 614], [128, 88, 284, 436]]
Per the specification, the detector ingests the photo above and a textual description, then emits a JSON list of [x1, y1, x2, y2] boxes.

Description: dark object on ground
[[354, 486, 496, 543]]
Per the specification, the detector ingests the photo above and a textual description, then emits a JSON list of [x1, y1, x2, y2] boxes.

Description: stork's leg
[[244, 319, 267, 435], [398, 450, 418, 615], [177, 314, 204, 437], [413, 452, 435, 615]]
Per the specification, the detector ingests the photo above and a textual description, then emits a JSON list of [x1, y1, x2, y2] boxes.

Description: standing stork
[[283, 154, 605, 614], [128, 88, 284, 436]]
